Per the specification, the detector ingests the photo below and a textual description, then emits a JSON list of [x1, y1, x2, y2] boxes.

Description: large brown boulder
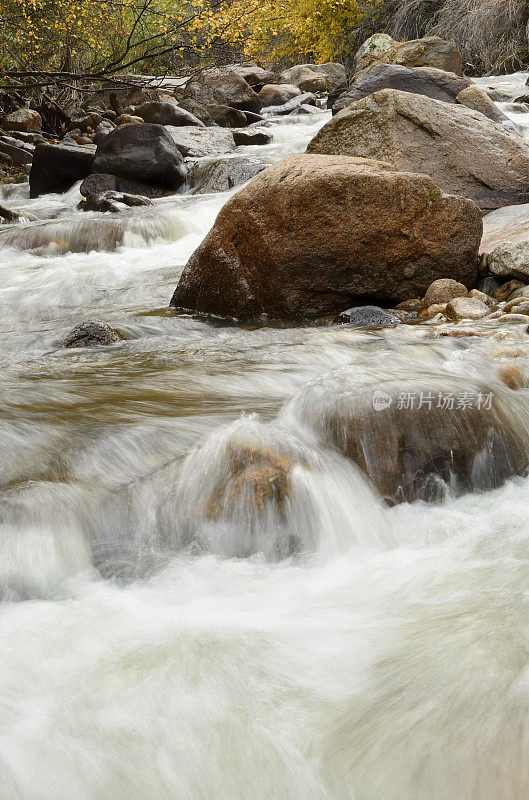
[[281, 366, 529, 504], [307, 89, 529, 211], [354, 34, 463, 77], [171, 153, 482, 321]]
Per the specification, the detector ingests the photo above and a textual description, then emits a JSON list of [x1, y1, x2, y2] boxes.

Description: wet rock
[[283, 366, 528, 504], [423, 278, 468, 306], [420, 302, 447, 319], [468, 288, 493, 305], [488, 241, 529, 281], [259, 84, 301, 107], [445, 297, 490, 320], [396, 298, 423, 312], [80, 172, 172, 199], [0, 203, 37, 223], [498, 364, 527, 389], [30, 142, 95, 197], [165, 126, 235, 158], [335, 305, 400, 327], [497, 313, 529, 324], [307, 89, 529, 211], [494, 279, 525, 302], [62, 321, 121, 348], [3, 109, 42, 132], [354, 34, 463, 77], [171, 153, 482, 321], [188, 156, 266, 194], [93, 123, 186, 190], [233, 129, 272, 146], [261, 93, 317, 117], [504, 298, 529, 313], [134, 100, 204, 128], [182, 68, 261, 113], [79, 190, 152, 212], [332, 64, 470, 114], [278, 65, 332, 93]]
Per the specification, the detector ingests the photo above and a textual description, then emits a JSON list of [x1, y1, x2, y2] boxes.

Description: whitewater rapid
[[2, 98, 529, 798]]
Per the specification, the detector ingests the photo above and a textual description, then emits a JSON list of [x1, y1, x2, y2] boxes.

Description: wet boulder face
[[93, 123, 186, 190], [282, 367, 529, 504], [307, 89, 529, 212], [30, 143, 95, 198], [332, 64, 471, 114], [182, 68, 261, 113], [355, 34, 463, 77], [61, 321, 121, 348], [171, 153, 482, 321]]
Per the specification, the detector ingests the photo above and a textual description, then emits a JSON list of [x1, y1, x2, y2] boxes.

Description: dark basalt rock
[[335, 305, 400, 328]]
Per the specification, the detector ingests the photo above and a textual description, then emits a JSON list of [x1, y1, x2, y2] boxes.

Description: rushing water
[[2, 97, 529, 799]]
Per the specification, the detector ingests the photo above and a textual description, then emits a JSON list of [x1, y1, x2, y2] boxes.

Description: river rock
[[182, 68, 261, 113], [259, 84, 301, 107], [171, 153, 482, 320], [62, 321, 121, 348], [335, 305, 400, 327], [233, 130, 272, 146], [423, 279, 468, 306], [205, 105, 248, 128], [165, 126, 235, 158], [307, 89, 529, 211], [3, 109, 42, 132], [93, 123, 186, 190], [332, 64, 471, 114], [354, 34, 463, 77], [282, 366, 528, 503], [30, 143, 95, 197], [134, 100, 205, 128], [498, 364, 527, 389], [80, 172, 172, 199], [445, 297, 490, 320], [79, 190, 152, 212], [278, 65, 332, 93], [488, 241, 529, 281], [455, 85, 512, 125], [495, 279, 526, 302], [188, 157, 266, 194], [261, 93, 317, 117], [229, 63, 276, 88]]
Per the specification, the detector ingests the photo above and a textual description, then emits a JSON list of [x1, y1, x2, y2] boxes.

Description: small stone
[[494, 279, 525, 302], [423, 278, 468, 306], [445, 296, 490, 320], [468, 288, 493, 305], [233, 130, 272, 146], [497, 313, 529, 324], [498, 364, 527, 389], [420, 302, 447, 319], [396, 298, 422, 312], [335, 305, 400, 328], [504, 299, 529, 314], [62, 321, 121, 348]]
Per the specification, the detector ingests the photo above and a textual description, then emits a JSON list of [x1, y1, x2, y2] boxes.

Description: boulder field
[[171, 153, 482, 321]]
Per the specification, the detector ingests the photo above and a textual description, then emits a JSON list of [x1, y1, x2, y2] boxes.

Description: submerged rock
[[61, 321, 122, 348], [171, 153, 482, 321], [281, 367, 529, 504], [78, 190, 152, 212], [307, 89, 529, 211]]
